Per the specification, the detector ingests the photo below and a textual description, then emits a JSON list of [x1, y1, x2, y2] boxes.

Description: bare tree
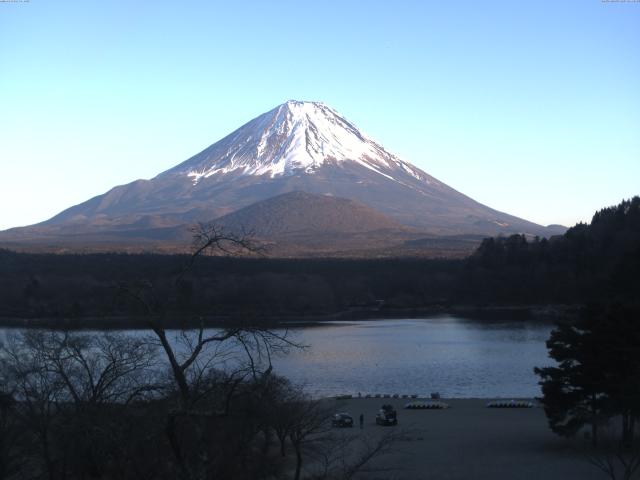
[[2, 333, 67, 480], [117, 222, 303, 480], [0, 390, 24, 480], [286, 397, 333, 480], [19, 330, 160, 407], [309, 429, 407, 480], [181, 222, 261, 276], [1, 331, 161, 480], [586, 421, 640, 480], [119, 222, 293, 405]]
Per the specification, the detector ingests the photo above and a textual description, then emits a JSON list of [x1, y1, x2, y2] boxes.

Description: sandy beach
[[325, 398, 603, 480]]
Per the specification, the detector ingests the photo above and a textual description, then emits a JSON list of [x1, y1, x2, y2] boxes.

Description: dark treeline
[[0, 254, 462, 323], [1, 196, 638, 324], [520, 197, 640, 476], [466, 196, 640, 305]]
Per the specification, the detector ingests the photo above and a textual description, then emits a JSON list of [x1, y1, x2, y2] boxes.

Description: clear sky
[[1, 0, 638, 230]]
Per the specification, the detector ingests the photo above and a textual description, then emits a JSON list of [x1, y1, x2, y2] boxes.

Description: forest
[[0, 197, 638, 326]]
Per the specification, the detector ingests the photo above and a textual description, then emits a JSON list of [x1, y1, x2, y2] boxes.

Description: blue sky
[[1, 0, 638, 230]]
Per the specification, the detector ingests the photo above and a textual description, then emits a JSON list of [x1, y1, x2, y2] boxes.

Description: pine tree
[[535, 304, 640, 446]]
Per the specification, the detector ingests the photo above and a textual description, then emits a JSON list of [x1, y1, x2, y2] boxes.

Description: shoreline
[[0, 303, 577, 330], [322, 396, 600, 479], [320, 396, 548, 406]]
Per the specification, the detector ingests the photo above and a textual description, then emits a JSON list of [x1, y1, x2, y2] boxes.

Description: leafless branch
[[585, 422, 640, 480]]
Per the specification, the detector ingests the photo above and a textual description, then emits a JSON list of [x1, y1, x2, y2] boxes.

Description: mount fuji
[[0, 100, 564, 254]]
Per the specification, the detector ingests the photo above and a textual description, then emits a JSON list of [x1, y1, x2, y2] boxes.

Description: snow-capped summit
[[170, 100, 430, 185]]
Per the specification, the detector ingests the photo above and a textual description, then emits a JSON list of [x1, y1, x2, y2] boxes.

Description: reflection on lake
[[271, 316, 554, 398]]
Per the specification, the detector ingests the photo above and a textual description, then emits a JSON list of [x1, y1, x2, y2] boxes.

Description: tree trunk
[[40, 430, 56, 480], [262, 429, 271, 455], [293, 442, 302, 480], [153, 328, 191, 405], [277, 433, 286, 457], [591, 394, 598, 447], [165, 414, 190, 480], [622, 412, 633, 448]]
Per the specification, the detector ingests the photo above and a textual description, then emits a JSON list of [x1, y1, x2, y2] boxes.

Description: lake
[[270, 316, 555, 398], [1, 315, 555, 399]]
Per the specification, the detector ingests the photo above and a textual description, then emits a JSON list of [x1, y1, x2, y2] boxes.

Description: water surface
[[271, 316, 554, 398]]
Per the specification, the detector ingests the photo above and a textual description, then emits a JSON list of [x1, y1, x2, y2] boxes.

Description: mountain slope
[[1, 100, 564, 252]]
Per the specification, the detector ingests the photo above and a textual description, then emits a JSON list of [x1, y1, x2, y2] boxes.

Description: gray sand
[[325, 398, 603, 480]]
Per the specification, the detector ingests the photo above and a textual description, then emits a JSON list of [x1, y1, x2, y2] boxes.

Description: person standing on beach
[[359, 413, 364, 429]]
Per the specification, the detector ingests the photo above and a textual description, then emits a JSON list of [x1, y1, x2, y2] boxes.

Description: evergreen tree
[[535, 305, 609, 445], [535, 304, 640, 446]]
